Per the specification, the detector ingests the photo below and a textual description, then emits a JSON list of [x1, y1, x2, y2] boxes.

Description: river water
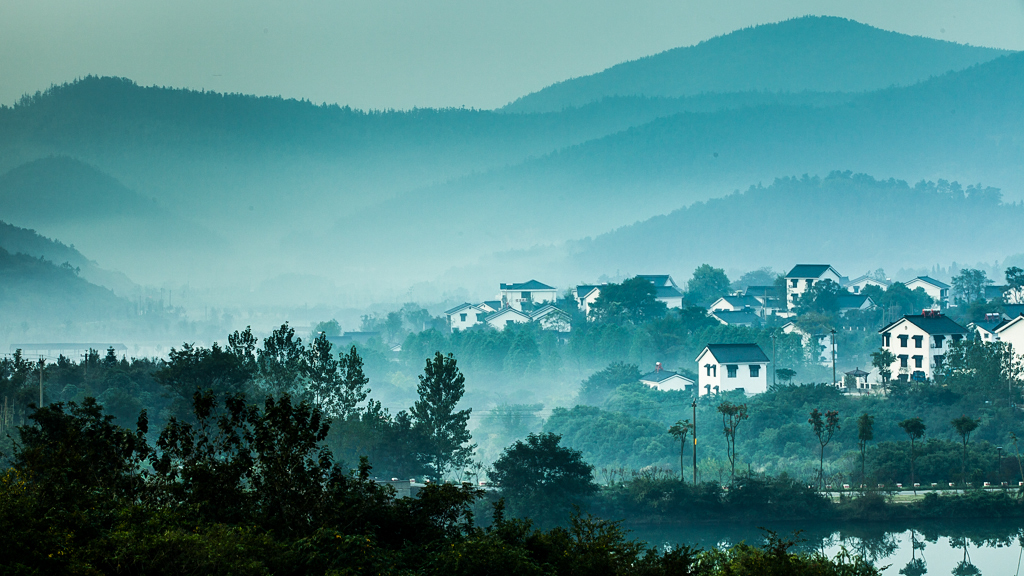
[[630, 520, 1024, 575]]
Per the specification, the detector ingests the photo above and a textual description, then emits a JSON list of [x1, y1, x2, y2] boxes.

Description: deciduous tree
[[717, 401, 749, 481], [951, 414, 980, 485], [808, 408, 840, 489], [898, 417, 926, 493]]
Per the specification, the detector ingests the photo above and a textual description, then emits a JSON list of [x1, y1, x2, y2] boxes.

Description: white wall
[[696, 351, 768, 395], [449, 308, 482, 332], [502, 288, 557, 311]]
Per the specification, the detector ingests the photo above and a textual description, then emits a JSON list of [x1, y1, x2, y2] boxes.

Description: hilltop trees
[[410, 352, 475, 479], [589, 277, 668, 324], [951, 269, 992, 305], [685, 264, 730, 307]]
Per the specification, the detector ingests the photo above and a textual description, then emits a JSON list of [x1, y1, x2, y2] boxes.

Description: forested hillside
[[0, 219, 136, 296], [335, 52, 1024, 287], [0, 157, 222, 284], [505, 16, 1010, 113]]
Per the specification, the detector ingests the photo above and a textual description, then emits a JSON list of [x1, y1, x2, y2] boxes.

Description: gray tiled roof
[[639, 370, 693, 384], [500, 280, 555, 290], [879, 314, 967, 335], [786, 264, 837, 278], [910, 276, 950, 289], [699, 343, 770, 364]]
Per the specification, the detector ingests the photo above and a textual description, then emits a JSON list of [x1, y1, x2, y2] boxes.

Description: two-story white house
[[637, 275, 684, 309], [782, 321, 835, 366], [499, 280, 557, 311], [784, 265, 844, 309], [995, 314, 1024, 361], [904, 276, 949, 307], [744, 285, 786, 317], [530, 305, 572, 332], [836, 295, 877, 316], [878, 311, 967, 382], [708, 295, 762, 313], [445, 303, 487, 332], [695, 343, 770, 396], [639, 362, 695, 391], [573, 285, 602, 316]]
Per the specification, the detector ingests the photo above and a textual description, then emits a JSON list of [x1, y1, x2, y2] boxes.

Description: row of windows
[[882, 333, 957, 348], [704, 364, 760, 378]]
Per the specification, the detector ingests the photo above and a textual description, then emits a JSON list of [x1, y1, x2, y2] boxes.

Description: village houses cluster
[[444, 265, 1024, 398]]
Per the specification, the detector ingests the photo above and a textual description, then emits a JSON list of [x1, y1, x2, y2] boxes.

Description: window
[[898, 355, 908, 368], [882, 333, 891, 347], [913, 355, 923, 368], [952, 334, 963, 343], [727, 365, 738, 378], [791, 279, 798, 288], [749, 365, 760, 377], [933, 335, 945, 348], [705, 364, 712, 376], [460, 313, 467, 322], [898, 335, 908, 347], [521, 292, 532, 301], [853, 286, 860, 294], [934, 355, 944, 369], [913, 335, 923, 348], [806, 279, 814, 287]]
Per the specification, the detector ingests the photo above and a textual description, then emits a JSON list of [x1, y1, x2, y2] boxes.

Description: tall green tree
[[857, 413, 874, 484], [410, 352, 475, 479], [808, 408, 840, 489], [303, 332, 343, 416], [870, 348, 896, 392], [1005, 266, 1024, 304], [951, 414, 980, 485], [668, 419, 694, 482], [717, 401, 749, 481], [898, 417, 926, 493], [338, 345, 371, 418], [258, 323, 305, 395], [685, 264, 730, 307], [951, 268, 991, 305]]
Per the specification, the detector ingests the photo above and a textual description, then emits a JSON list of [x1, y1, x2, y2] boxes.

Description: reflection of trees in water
[[899, 529, 927, 576], [950, 536, 980, 576]]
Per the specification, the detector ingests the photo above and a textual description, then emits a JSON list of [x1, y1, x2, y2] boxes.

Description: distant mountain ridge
[[327, 51, 1024, 283], [504, 16, 1011, 113]]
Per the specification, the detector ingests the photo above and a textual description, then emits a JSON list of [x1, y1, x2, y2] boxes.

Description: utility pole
[[38, 357, 45, 406], [831, 328, 837, 386], [692, 399, 698, 484], [771, 332, 777, 387]]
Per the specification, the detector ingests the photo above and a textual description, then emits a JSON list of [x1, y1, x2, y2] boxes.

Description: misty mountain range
[[0, 16, 1020, 307]]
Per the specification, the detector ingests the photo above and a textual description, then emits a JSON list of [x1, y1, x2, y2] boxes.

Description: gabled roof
[[786, 264, 840, 279], [500, 280, 555, 291], [836, 295, 874, 309], [575, 285, 602, 299], [713, 295, 762, 309], [906, 276, 950, 289], [654, 286, 684, 299], [484, 308, 531, 322], [995, 314, 1024, 334], [639, 370, 694, 384], [711, 310, 761, 326], [697, 344, 770, 364], [1005, 305, 1024, 318], [985, 285, 1007, 299], [970, 320, 1003, 334], [636, 275, 676, 288], [744, 285, 779, 296], [844, 274, 891, 288], [845, 368, 870, 377], [529, 304, 567, 319], [879, 314, 967, 335], [445, 302, 483, 316], [478, 300, 503, 312]]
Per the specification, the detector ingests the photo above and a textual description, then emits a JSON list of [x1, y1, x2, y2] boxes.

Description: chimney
[[655, 362, 662, 373]]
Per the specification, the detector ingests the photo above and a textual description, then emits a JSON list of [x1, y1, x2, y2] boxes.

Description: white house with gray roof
[[636, 275, 684, 309], [879, 311, 967, 382], [445, 303, 487, 332], [904, 276, 949, 307], [639, 363, 695, 391], [573, 285, 602, 316], [500, 280, 557, 311], [695, 343, 770, 396], [784, 265, 845, 309]]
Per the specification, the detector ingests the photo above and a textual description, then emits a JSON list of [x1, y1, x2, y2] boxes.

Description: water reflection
[[630, 520, 1024, 576]]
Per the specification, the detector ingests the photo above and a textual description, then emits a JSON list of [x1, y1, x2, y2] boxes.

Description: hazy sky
[[2, 0, 1022, 110]]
